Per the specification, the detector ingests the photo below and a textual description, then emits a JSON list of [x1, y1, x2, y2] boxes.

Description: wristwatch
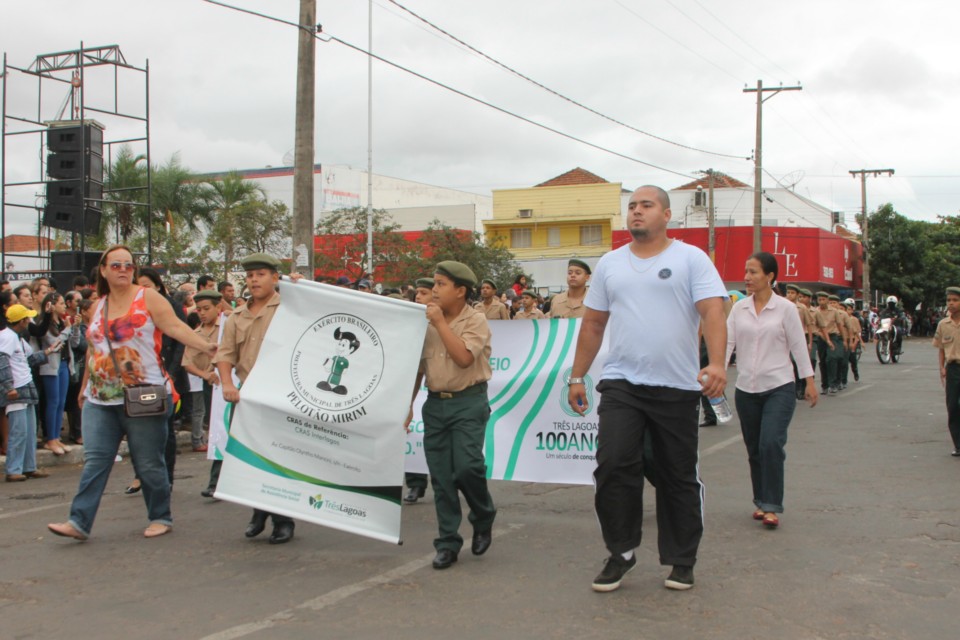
[[566, 377, 585, 386]]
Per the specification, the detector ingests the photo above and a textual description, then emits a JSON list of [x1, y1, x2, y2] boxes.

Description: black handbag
[[103, 297, 170, 419]]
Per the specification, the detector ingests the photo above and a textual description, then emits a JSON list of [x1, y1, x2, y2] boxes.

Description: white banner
[[207, 314, 239, 462], [216, 280, 427, 544], [405, 319, 607, 485]]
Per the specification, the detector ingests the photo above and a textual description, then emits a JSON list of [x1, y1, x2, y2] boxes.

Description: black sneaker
[[592, 554, 637, 592], [664, 565, 694, 590]]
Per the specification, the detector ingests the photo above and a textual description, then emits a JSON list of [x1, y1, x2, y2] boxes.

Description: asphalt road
[[2, 337, 957, 640]]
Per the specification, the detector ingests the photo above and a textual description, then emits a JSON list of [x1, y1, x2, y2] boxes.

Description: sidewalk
[[1, 430, 195, 473]]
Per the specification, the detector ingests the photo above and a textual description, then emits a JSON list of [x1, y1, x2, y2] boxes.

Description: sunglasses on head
[[107, 261, 135, 272]]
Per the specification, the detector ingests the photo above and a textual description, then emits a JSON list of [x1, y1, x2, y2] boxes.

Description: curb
[[1, 431, 197, 473]]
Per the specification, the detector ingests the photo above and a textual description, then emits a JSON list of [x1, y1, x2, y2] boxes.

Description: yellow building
[[485, 168, 623, 263]]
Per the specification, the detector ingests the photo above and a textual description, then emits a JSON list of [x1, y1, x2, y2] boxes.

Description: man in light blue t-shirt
[[568, 185, 728, 594]]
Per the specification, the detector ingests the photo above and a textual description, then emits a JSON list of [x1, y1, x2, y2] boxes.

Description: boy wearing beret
[[514, 290, 545, 319], [408, 261, 497, 570], [548, 259, 591, 319], [404, 277, 435, 504], [214, 253, 296, 544], [474, 279, 510, 320], [933, 286, 960, 456]]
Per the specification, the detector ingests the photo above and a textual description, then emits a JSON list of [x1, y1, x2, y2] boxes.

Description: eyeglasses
[[107, 261, 135, 272]]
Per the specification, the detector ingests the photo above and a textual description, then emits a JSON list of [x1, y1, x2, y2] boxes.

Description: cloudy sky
[[3, 0, 957, 230]]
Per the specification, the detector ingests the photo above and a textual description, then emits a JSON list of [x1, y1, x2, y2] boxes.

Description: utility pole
[[849, 168, 894, 307], [707, 169, 716, 264], [697, 169, 717, 263], [366, 0, 374, 278], [743, 80, 802, 252], [292, 0, 316, 278]]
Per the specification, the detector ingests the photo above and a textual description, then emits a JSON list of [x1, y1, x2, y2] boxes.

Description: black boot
[[269, 521, 295, 544], [245, 510, 269, 538]]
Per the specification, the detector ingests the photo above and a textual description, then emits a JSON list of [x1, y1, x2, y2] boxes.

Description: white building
[[199, 164, 492, 233]]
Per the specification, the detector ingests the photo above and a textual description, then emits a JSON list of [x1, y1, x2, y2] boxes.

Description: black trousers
[[946, 363, 960, 449], [594, 379, 703, 567]]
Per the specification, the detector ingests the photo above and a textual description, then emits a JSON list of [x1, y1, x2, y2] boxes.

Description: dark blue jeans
[[66, 399, 173, 537], [41, 361, 70, 441], [734, 383, 797, 513]]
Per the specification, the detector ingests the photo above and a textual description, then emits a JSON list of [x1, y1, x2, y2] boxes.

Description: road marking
[[701, 434, 741, 456], [199, 523, 525, 640], [0, 502, 70, 520], [830, 382, 875, 398]]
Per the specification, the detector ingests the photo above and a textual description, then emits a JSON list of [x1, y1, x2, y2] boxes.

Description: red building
[[612, 226, 863, 294]]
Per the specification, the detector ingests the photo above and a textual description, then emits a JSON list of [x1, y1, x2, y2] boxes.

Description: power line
[[202, 0, 697, 179], [688, 0, 798, 81], [384, 0, 748, 160], [325, 33, 697, 179]]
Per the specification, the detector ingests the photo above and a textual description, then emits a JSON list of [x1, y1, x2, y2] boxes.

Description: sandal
[[752, 509, 765, 521], [48, 522, 88, 541], [762, 513, 780, 529], [144, 523, 172, 538]]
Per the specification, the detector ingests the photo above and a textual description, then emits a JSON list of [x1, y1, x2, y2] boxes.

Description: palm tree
[[204, 172, 267, 280], [152, 154, 215, 234], [104, 145, 148, 243]]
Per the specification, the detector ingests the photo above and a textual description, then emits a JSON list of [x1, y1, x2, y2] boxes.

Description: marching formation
[[2, 184, 958, 597]]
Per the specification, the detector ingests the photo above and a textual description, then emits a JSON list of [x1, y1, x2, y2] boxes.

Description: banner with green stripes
[[216, 279, 427, 544], [406, 319, 606, 485]]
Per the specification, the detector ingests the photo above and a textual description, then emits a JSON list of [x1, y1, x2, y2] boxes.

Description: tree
[[410, 219, 522, 290], [204, 172, 268, 280], [314, 207, 416, 282], [866, 203, 960, 310], [103, 145, 148, 244]]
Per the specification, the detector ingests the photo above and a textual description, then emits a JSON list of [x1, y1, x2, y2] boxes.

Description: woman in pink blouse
[[725, 252, 818, 529]]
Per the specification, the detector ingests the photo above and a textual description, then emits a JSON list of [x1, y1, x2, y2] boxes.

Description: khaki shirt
[[815, 307, 843, 335], [547, 291, 587, 319], [795, 302, 812, 335], [514, 307, 545, 320], [419, 304, 492, 393], [182, 318, 221, 374], [474, 299, 510, 320], [845, 314, 861, 340], [933, 316, 960, 364], [213, 292, 281, 382]]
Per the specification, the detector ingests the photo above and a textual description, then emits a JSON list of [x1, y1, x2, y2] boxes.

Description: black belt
[[428, 382, 488, 400]]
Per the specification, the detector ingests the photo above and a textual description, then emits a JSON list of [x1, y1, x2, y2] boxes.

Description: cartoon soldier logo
[[316, 327, 360, 395]]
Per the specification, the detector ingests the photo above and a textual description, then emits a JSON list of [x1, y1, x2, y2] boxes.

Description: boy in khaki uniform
[[214, 253, 295, 544], [474, 279, 510, 320], [841, 300, 862, 385], [183, 289, 224, 498], [547, 259, 591, 319], [933, 286, 960, 456], [814, 292, 847, 394], [403, 277, 434, 504], [514, 290, 545, 319], [408, 261, 497, 570]]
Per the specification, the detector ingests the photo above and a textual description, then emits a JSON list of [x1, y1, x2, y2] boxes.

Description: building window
[[580, 224, 602, 246], [547, 226, 561, 247], [511, 227, 532, 248], [518, 209, 533, 218]]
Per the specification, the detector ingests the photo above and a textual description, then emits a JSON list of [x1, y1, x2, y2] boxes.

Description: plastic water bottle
[[709, 395, 733, 423], [701, 374, 733, 423]]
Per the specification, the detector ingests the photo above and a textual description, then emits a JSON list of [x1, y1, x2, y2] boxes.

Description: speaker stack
[[44, 120, 104, 235]]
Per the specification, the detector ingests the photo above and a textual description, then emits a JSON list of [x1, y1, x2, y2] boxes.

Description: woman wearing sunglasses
[[48, 245, 217, 541]]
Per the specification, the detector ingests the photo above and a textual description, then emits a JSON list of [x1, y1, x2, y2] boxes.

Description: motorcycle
[[875, 317, 900, 364]]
